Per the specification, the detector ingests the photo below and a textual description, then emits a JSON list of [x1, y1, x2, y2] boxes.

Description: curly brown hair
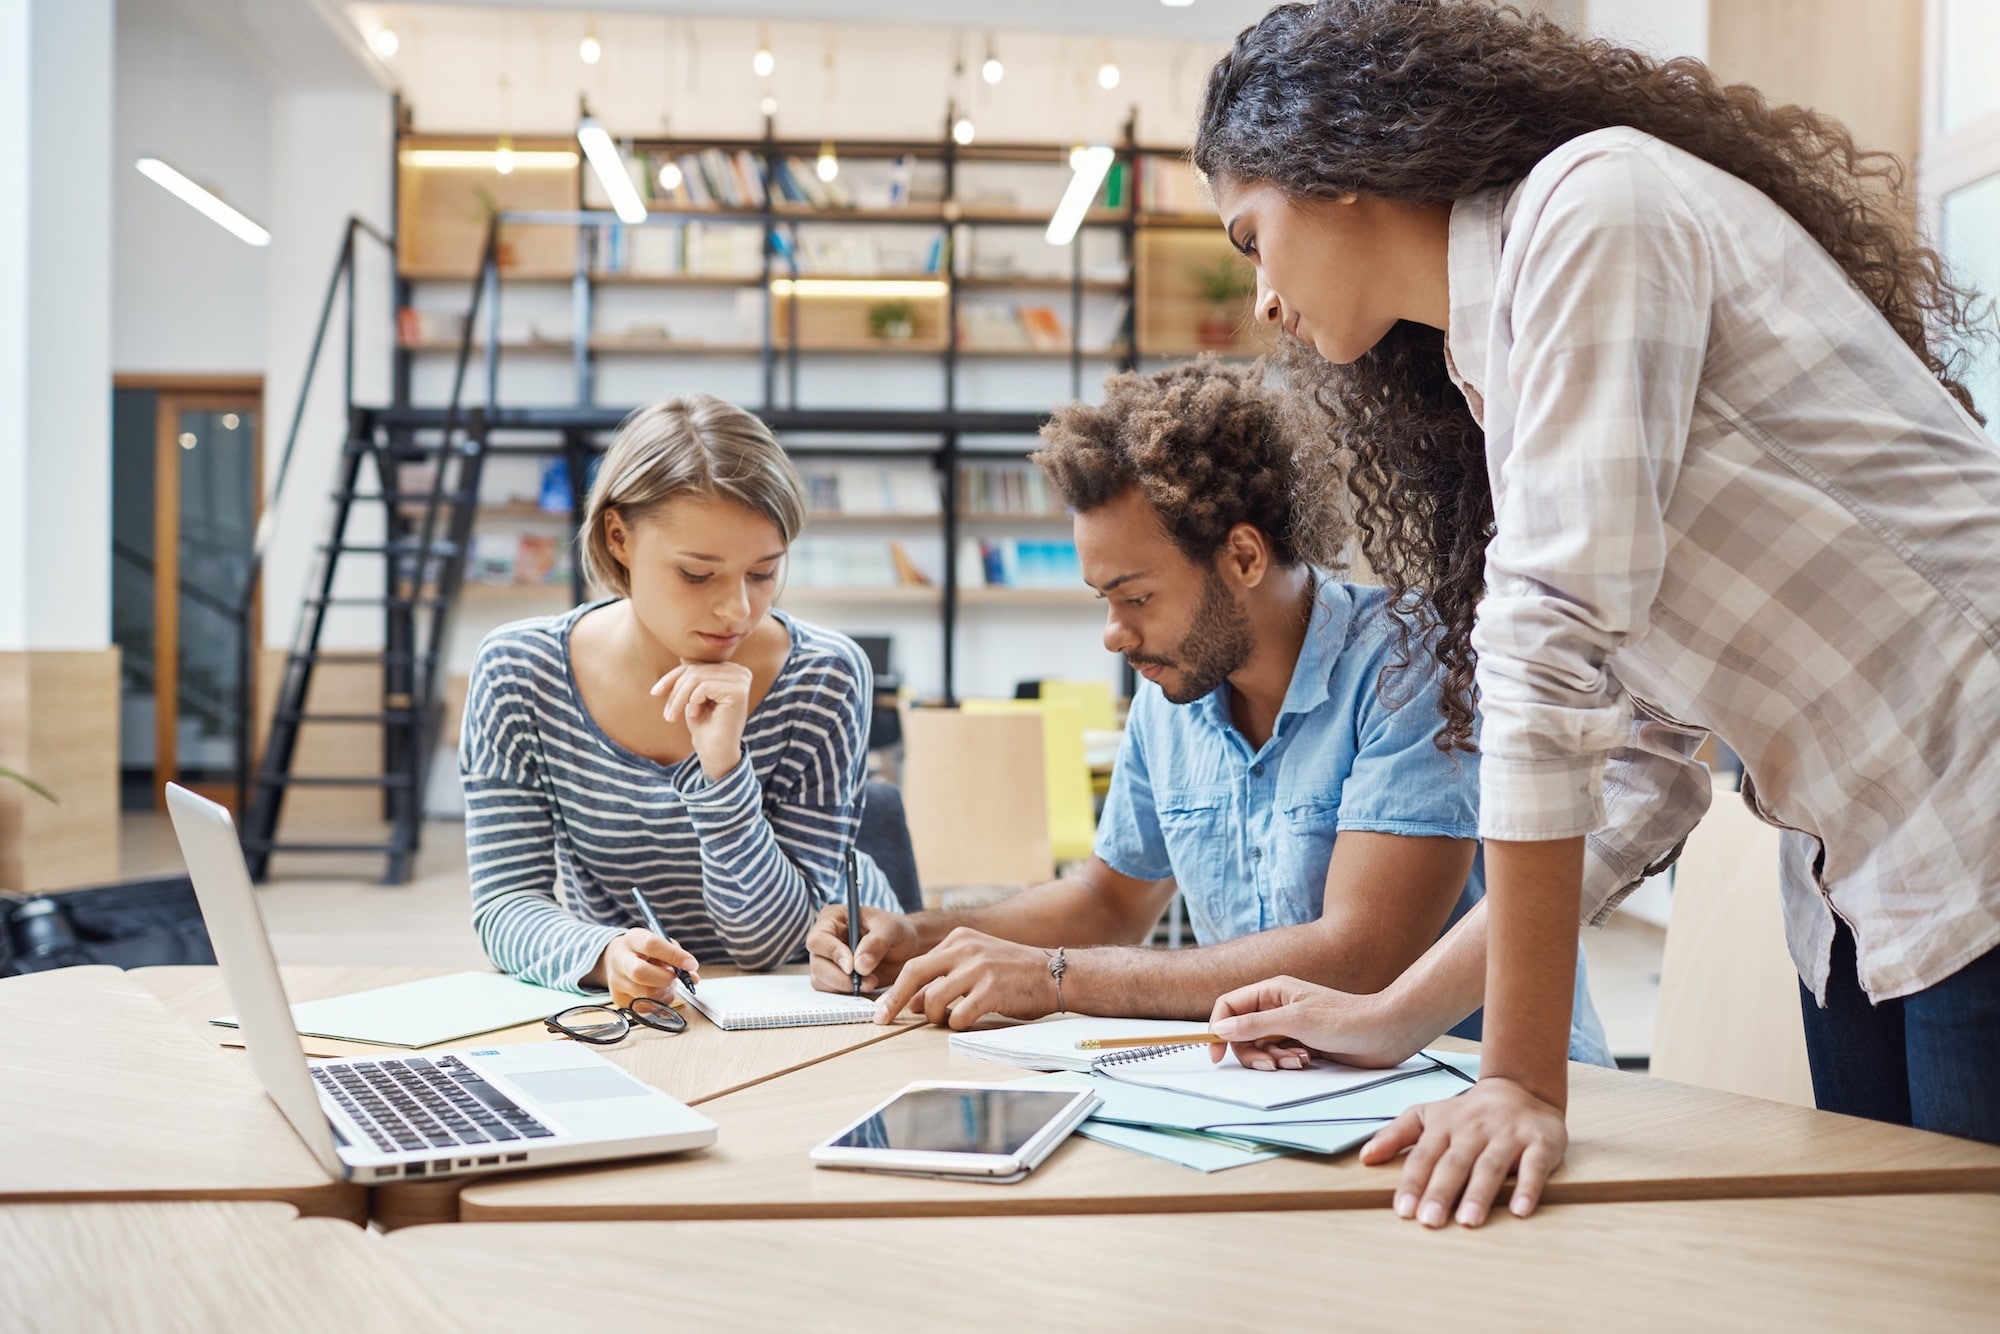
[[1031, 356, 1347, 570], [1194, 0, 1992, 753]]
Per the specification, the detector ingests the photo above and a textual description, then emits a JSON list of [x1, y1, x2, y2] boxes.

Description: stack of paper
[[952, 1017, 1480, 1173]]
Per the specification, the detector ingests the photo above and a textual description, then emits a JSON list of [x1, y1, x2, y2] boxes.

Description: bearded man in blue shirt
[[807, 359, 1609, 1066]]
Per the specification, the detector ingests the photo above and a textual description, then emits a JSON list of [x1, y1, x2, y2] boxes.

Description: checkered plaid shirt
[[1447, 127, 2000, 1003]]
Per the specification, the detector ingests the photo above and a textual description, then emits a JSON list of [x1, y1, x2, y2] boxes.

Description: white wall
[[1582, 0, 1708, 61], [261, 87, 397, 651], [0, 0, 115, 652], [0, 0, 29, 651], [113, 0, 270, 373]]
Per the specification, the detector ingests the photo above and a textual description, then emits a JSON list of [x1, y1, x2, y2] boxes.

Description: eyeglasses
[[543, 996, 689, 1045]]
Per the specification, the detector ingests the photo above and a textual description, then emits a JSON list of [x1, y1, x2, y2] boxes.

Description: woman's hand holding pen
[[593, 929, 702, 1009], [652, 661, 753, 781]]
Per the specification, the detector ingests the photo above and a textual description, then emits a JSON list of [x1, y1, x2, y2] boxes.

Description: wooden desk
[[0, 967, 362, 1221], [134, 963, 919, 1228], [390, 1194, 2000, 1332], [460, 1022, 2000, 1222], [0, 1201, 462, 1332]]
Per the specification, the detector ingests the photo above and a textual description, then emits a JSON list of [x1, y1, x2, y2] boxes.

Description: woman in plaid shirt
[[1191, 1, 2000, 1229]]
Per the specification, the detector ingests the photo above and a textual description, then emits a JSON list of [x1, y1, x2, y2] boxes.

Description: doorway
[[111, 376, 263, 811]]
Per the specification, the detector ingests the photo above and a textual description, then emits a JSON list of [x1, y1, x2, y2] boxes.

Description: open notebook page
[[675, 975, 878, 1030]]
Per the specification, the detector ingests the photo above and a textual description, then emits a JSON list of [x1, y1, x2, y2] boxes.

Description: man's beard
[[1131, 568, 1253, 705]]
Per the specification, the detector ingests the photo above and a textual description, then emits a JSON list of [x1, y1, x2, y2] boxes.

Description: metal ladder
[[236, 218, 497, 884]]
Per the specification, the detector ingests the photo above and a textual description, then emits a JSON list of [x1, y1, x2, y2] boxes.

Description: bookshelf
[[391, 125, 1266, 701]]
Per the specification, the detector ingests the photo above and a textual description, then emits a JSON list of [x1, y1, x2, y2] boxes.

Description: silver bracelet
[[1047, 947, 1067, 1014]]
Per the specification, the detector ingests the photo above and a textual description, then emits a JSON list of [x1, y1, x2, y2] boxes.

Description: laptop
[[164, 783, 717, 1183]]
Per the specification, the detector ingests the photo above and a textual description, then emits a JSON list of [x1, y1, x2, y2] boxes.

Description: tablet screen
[[829, 1087, 1084, 1157]]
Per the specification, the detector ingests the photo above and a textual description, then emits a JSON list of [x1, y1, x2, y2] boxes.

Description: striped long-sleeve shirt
[[460, 601, 901, 990]]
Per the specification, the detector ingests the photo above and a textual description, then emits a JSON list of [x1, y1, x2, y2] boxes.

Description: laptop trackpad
[[506, 1066, 651, 1104]]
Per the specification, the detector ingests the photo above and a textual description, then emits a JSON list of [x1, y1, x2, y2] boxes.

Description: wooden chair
[[1651, 780, 1815, 1107], [898, 708, 1053, 897], [961, 698, 1096, 864]]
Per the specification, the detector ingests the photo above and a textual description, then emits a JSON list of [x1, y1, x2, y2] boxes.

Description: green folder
[[212, 971, 604, 1049]]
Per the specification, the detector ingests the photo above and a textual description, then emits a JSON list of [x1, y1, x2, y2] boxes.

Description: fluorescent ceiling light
[[577, 119, 647, 225], [134, 158, 270, 246], [770, 278, 949, 298], [400, 148, 579, 170], [1046, 145, 1115, 247]]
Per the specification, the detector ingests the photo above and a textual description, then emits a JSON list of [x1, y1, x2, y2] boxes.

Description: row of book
[[956, 299, 1130, 353], [641, 148, 768, 209], [1138, 157, 1214, 216], [962, 537, 1082, 590], [783, 535, 1082, 592], [798, 462, 942, 516], [595, 220, 766, 277], [959, 461, 1067, 518], [468, 533, 573, 586]]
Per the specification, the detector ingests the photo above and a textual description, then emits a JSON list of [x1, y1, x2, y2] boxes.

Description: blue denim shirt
[[1096, 577, 1612, 1066]]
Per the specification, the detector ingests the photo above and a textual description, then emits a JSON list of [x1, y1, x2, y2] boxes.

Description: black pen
[[629, 885, 697, 994], [845, 845, 864, 996]]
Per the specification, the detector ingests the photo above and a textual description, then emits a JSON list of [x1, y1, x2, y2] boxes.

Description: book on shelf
[[640, 148, 769, 210]]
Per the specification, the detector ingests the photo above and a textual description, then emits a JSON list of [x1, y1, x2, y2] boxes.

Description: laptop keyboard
[[312, 1054, 555, 1155]]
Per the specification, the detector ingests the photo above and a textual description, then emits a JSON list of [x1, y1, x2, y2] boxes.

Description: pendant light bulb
[[1097, 61, 1121, 90], [370, 27, 399, 58], [952, 116, 976, 146], [494, 138, 516, 175], [760, 94, 779, 118], [658, 159, 684, 191], [580, 33, 602, 65], [815, 143, 839, 183]]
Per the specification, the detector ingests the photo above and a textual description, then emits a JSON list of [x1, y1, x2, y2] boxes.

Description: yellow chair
[[961, 697, 1097, 864], [1035, 679, 1118, 733]]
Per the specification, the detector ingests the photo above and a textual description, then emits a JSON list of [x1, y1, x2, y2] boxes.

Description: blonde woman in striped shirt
[[461, 395, 898, 1003], [1192, 1, 2000, 1229]]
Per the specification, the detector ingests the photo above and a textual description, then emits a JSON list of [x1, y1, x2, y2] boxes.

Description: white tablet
[[809, 1081, 1101, 1181]]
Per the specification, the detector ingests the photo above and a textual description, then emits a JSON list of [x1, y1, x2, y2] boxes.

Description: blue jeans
[[1799, 919, 2000, 1145]]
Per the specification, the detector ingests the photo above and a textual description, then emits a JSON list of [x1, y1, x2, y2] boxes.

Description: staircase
[[236, 216, 496, 884]]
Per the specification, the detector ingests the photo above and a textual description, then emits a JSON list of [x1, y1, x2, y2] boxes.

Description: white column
[[0, 0, 114, 654]]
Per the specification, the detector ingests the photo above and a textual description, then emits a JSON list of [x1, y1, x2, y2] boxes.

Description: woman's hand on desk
[[805, 905, 918, 994], [652, 662, 753, 781], [593, 928, 702, 1008], [1361, 1078, 1567, 1229]]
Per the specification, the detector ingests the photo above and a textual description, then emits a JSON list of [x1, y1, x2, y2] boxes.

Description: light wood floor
[[119, 811, 1665, 1058]]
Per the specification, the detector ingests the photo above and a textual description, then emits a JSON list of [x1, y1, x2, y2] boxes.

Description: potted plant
[[867, 299, 916, 342], [1193, 255, 1256, 349]]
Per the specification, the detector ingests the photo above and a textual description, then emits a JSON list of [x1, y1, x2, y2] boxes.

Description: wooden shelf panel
[[780, 585, 941, 605], [957, 275, 1129, 293], [959, 586, 1098, 606]]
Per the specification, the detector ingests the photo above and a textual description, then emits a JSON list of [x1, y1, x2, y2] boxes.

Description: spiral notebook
[[676, 975, 878, 1030], [950, 1016, 1437, 1111]]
